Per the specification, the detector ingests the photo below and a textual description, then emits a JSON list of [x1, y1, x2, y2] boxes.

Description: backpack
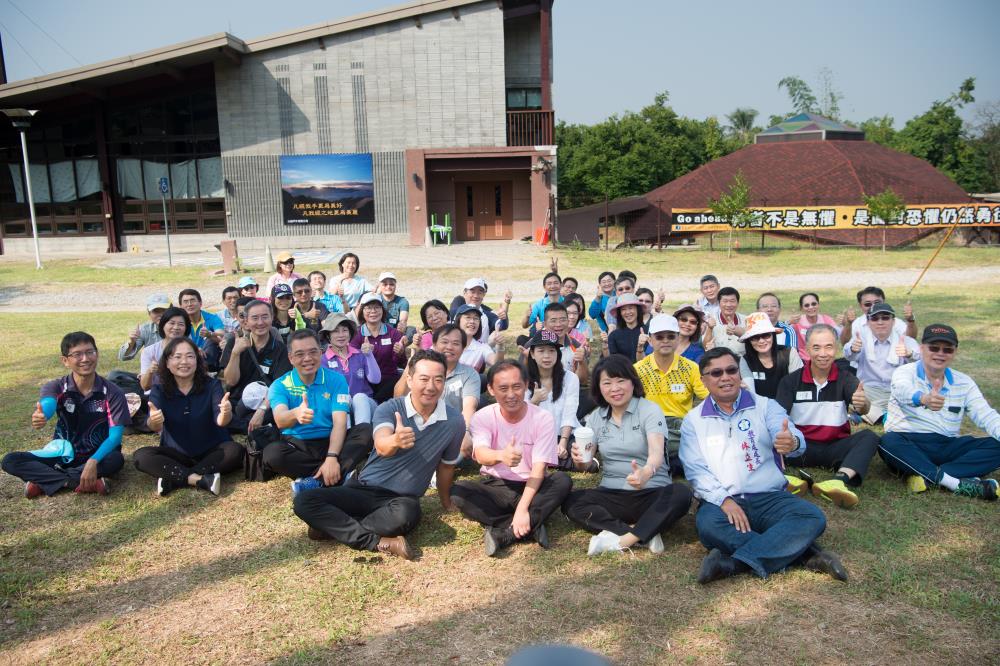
[[244, 424, 280, 481]]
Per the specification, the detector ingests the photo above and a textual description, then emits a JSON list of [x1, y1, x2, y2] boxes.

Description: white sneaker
[[648, 534, 665, 554], [429, 471, 437, 489], [587, 530, 623, 556]]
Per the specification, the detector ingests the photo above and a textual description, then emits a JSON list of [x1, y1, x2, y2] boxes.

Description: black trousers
[[133, 442, 244, 486], [372, 376, 400, 404], [562, 483, 692, 543], [262, 423, 373, 480], [797, 429, 880, 484], [1, 450, 125, 497], [450, 472, 572, 531], [293, 482, 420, 551]]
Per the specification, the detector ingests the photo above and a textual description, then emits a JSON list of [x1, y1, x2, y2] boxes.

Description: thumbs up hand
[[361, 339, 374, 355], [393, 412, 416, 450], [851, 380, 869, 414], [903, 300, 913, 320], [501, 438, 522, 467], [217, 392, 232, 426], [851, 332, 863, 353], [129, 325, 141, 344], [774, 418, 797, 454], [894, 341, 910, 359], [923, 386, 946, 411], [296, 393, 314, 424], [843, 307, 857, 323], [626, 459, 648, 489], [147, 401, 165, 430], [31, 401, 47, 429]]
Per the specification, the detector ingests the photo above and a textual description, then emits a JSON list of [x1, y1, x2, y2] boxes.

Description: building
[[0, 0, 556, 256]]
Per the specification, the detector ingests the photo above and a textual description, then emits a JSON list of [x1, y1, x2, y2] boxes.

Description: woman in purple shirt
[[352, 293, 406, 403], [321, 313, 380, 424]]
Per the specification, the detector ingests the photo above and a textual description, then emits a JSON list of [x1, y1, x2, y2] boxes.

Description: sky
[[1, 0, 998, 130]]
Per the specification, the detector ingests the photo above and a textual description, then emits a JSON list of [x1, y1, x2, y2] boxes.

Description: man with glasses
[[635, 314, 708, 473], [680, 347, 846, 584], [264, 330, 373, 492], [839, 286, 916, 347], [3, 332, 129, 497], [843, 303, 920, 424], [291, 278, 330, 333], [879, 324, 1000, 500]]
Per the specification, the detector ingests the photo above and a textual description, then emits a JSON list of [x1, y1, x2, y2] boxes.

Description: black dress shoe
[[307, 527, 331, 541], [803, 544, 848, 581], [532, 523, 550, 549], [697, 548, 741, 584], [484, 527, 516, 557]]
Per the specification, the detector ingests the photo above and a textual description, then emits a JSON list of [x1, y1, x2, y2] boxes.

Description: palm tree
[[726, 107, 759, 145]]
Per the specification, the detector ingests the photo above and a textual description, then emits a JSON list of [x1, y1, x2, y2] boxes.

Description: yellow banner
[[670, 203, 1000, 232]]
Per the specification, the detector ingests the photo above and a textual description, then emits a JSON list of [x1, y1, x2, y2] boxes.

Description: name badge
[[260, 365, 270, 375], [380, 338, 391, 346], [336, 394, 351, 405], [752, 372, 764, 381], [796, 390, 813, 401], [670, 383, 685, 394], [64, 401, 76, 413]]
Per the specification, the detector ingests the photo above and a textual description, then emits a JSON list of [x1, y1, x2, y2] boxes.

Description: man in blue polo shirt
[[520, 271, 564, 338], [3, 332, 130, 497], [264, 329, 373, 493]]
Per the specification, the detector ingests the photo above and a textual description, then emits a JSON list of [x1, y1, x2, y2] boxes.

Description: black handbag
[[244, 424, 279, 481]]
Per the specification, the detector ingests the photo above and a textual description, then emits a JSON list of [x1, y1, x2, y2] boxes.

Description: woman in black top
[[134, 337, 244, 496], [606, 294, 649, 362], [738, 313, 802, 399], [270, 283, 298, 345]]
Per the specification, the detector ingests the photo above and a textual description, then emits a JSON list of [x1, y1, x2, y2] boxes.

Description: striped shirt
[[776, 363, 859, 444], [885, 362, 1000, 440]]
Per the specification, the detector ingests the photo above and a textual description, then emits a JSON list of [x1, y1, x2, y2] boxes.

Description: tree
[[863, 188, 906, 252], [972, 101, 1000, 192], [725, 107, 759, 146], [816, 67, 844, 120], [707, 171, 755, 257], [859, 115, 897, 147], [777, 76, 818, 115]]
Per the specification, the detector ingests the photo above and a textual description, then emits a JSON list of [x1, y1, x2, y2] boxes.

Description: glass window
[[466, 186, 474, 217], [49, 161, 77, 202], [165, 97, 193, 135], [175, 218, 199, 231], [139, 104, 165, 137], [142, 160, 169, 200], [202, 200, 225, 212], [122, 219, 146, 233], [82, 220, 105, 234], [52, 203, 76, 217], [56, 221, 79, 234], [3, 221, 27, 235], [79, 202, 103, 216], [116, 159, 144, 199], [169, 160, 198, 199], [75, 159, 101, 199], [202, 217, 226, 231], [173, 201, 197, 213], [506, 89, 526, 109], [124, 201, 144, 215], [196, 157, 223, 197], [525, 89, 543, 109], [495, 185, 502, 216]]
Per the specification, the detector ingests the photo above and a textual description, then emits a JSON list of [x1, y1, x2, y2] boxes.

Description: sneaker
[[647, 533, 665, 554], [484, 527, 516, 557], [532, 523, 550, 549], [428, 471, 437, 489], [24, 481, 44, 499], [802, 545, 848, 582], [811, 478, 859, 509], [75, 478, 111, 495], [196, 473, 221, 496], [291, 476, 322, 497], [587, 530, 623, 556], [954, 477, 999, 501], [907, 475, 928, 493], [697, 548, 740, 585], [156, 478, 174, 497], [376, 535, 413, 560], [785, 474, 808, 496]]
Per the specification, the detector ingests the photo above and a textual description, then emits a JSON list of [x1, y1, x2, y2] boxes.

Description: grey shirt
[[585, 396, 671, 490], [118, 321, 161, 361], [444, 363, 481, 413], [363, 397, 464, 497]]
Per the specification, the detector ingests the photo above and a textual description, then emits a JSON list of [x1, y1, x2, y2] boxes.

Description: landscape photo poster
[[280, 154, 375, 225]]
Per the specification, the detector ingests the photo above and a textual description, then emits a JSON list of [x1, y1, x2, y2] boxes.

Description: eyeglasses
[[702, 365, 740, 379], [802, 302, 818, 308], [869, 314, 893, 322], [653, 332, 677, 341], [860, 300, 879, 308], [926, 344, 956, 355], [294, 289, 311, 296], [291, 349, 321, 360], [65, 349, 98, 360]]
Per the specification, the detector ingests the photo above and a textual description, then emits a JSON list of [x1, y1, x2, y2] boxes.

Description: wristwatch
[[326, 452, 340, 459]]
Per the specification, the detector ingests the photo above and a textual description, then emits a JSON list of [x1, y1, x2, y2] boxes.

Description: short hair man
[[705, 287, 747, 355], [291, 278, 330, 333], [776, 324, 879, 508], [697, 275, 722, 323], [561, 276, 579, 297], [755, 292, 796, 352], [263, 330, 373, 491], [118, 293, 170, 361], [451, 360, 573, 556], [589, 271, 617, 333], [634, 314, 708, 471], [521, 272, 564, 335], [3, 332, 129, 497], [603, 275, 636, 331], [839, 286, 917, 347], [293, 350, 465, 559], [307, 271, 344, 314], [449, 277, 510, 344], [680, 347, 846, 584], [376, 271, 412, 338], [843, 302, 920, 424], [879, 324, 1000, 500], [218, 286, 242, 334]]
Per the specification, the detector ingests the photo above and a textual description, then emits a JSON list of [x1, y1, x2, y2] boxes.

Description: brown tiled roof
[[630, 140, 973, 247]]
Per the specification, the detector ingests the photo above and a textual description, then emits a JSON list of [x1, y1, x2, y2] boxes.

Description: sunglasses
[[802, 302, 818, 308], [926, 344, 956, 354], [703, 365, 740, 379], [860, 300, 879, 308], [869, 314, 893, 322]]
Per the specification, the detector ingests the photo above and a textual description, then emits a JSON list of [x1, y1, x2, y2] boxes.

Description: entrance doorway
[[455, 182, 513, 240]]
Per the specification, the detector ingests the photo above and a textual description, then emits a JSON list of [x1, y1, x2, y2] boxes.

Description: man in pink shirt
[[451, 360, 572, 556]]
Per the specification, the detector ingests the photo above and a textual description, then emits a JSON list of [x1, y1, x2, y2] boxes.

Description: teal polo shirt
[[268, 367, 351, 440]]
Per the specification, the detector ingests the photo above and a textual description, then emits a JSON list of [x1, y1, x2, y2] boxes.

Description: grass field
[[1, 248, 999, 664]]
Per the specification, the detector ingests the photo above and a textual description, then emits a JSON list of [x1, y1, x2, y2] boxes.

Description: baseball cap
[[241, 382, 269, 410], [868, 302, 895, 318], [146, 293, 171, 311], [455, 303, 480, 318], [526, 330, 561, 349], [921, 323, 958, 346], [738, 312, 779, 341], [463, 278, 487, 292], [275, 251, 294, 264], [271, 283, 293, 299], [359, 293, 384, 308], [237, 276, 258, 288], [377, 271, 397, 283], [648, 314, 680, 335]]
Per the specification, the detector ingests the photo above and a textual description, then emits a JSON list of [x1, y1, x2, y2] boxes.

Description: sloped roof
[[757, 112, 862, 137]]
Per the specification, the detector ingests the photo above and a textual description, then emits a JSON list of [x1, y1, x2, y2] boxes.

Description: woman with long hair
[[134, 337, 244, 496], [456, 304, 502, 372], [525, 330, 580, 471], [139, 307, 192, 391], [673, 305, 707, 363], [270, 283, 297, 345], [605, 294, 650, 362], [331, 252, 374, 310], [738, 312, 802, 398]]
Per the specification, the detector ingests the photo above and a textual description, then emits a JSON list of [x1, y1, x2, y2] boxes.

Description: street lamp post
[[1, 109, 42, 269]]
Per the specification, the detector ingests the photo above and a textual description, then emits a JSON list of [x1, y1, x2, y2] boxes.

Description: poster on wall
[[280, 154, 375, 225]]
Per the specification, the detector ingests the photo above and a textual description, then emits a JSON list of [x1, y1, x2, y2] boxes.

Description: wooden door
[[455, 182, 513, 240]]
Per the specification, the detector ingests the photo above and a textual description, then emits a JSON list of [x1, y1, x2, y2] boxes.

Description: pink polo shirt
[[470, 403, 558, 482]]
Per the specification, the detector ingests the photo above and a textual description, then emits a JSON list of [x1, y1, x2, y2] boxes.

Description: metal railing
[[506, 109, 554, 146]]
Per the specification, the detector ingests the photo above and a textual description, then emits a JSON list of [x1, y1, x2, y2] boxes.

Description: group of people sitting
[[4, 253, 999, 585]]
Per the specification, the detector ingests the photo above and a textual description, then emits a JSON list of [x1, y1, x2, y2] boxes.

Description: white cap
[[648, 314, 680, 335], [377, 271, 397, 283], [241, 381, 268, 410], [463, 278, 487, 291], [738, 312, 780, 341]]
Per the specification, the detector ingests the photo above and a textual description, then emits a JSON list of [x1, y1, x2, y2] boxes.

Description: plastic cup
[[574, 426, 594, 464]]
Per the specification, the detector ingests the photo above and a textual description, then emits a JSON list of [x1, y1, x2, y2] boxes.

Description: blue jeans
[[695, 491, 826, 578], [879, 431, 1000, 485]]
